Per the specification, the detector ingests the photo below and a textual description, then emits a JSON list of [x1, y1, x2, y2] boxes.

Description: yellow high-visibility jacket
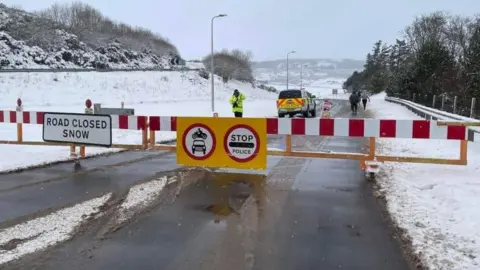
[[229, 93, 246, 113]]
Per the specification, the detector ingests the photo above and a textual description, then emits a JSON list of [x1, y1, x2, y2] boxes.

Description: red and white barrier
[[266, 118, 468, 140], [0, 111, 45, 124], [148, 116, 177, 131], [1, 110, 468, 140], [111, 115, 147, 130], [0, 111, 149, 131]]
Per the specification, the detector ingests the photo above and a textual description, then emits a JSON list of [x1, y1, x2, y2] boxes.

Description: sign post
[[42, 112, 112, 147], [16, 98, 23, 142]]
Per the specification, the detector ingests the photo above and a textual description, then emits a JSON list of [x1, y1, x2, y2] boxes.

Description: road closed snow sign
[[224, 124, 260, 162], [181, 123, 216, 160], [42, 112, 112, 147]]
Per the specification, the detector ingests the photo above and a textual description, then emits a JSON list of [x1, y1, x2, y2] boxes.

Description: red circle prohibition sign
[[224, 124, 260, 163], [182, 123, 216, 160]]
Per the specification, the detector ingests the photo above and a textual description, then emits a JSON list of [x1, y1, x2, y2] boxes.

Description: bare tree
[[34, 1, 178, 55], [203, 49, 255, 83]]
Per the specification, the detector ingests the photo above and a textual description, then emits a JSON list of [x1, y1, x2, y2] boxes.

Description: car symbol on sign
[[192, 139, 206, 155]]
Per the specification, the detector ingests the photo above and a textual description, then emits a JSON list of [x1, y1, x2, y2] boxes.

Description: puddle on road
[[201, 172, 266, 219]]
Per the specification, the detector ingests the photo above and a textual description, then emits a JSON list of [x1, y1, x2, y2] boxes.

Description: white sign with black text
[[42, 112, 112, 147], [224, 125, 259, 162]]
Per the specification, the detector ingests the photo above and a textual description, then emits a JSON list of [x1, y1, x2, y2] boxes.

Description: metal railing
[[385, 96, 477, 141]]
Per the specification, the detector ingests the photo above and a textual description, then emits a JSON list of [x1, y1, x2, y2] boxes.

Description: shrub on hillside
[[33, 2, 177, 56], [198, 68, 209, 79], [202, 49, 254, 83], [257, 84, 278, 93]]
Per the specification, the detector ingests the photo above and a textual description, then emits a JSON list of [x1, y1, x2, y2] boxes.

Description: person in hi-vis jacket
[[229, 89, 246, 117]]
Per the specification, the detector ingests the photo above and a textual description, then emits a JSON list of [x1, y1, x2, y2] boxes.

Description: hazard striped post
[[79, 99, 94, 157], [16, 98, 23, 143]]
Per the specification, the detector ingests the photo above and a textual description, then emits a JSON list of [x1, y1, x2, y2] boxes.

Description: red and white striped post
[[16, 98, 23, 142], [79, 98, 93, 157]]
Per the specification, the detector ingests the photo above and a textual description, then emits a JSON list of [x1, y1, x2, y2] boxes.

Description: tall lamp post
[[286, 50, 296, 90], [210, 14, 227, 114], [300, 64, 306, 89]]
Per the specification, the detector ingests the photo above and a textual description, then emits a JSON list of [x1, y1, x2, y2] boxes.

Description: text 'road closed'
[[43, 113, 112, 147]]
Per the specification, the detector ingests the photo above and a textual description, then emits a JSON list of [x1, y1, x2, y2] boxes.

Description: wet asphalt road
[[0, 101, 410, 270]]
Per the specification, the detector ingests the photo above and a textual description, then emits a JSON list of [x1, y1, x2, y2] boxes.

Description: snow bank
[[0, 71, 277, 172], [0, 193, 111, 265], [370, 92, 480, 270], [116, 176, 168, 223]]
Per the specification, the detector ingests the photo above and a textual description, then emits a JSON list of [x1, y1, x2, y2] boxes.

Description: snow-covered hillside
[[0, 4, 174, 69], [0, 30, 170, 69], [0, 71, 277, 172]]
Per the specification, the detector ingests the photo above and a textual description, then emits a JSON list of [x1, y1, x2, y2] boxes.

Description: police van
[[276, 89, 316, 118]]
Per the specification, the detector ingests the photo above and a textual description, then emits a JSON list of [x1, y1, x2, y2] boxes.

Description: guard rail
[[385, 96, 476, 142]]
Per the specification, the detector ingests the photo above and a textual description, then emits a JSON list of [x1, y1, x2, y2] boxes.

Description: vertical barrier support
[[149, 129, 156, 148], [460, 140, 468, 165], [360, 137, 376, 170], [70, 144, 77, 158], [16, 123, 23, 142], [285, 135, 292, 153], [368, 137, 376, 158], [80, 98, 94, 158], [432, 95, 436, 108], [142, 128, 148, 150], [16, 98, 23, 143], [79, 144, 86, 158]]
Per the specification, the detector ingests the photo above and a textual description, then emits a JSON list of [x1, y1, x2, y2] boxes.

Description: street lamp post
[[286, 50, 296, 90], [300, 64, 305, 89], [211, 14, 227, 114]]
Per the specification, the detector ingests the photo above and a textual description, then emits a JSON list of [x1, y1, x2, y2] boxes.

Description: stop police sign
[[224, 125, 260, 162]]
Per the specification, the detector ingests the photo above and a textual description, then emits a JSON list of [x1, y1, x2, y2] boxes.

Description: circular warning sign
[[182, 124, 216, 160], [224, 124, 260, 162], [323, 99, 332, 111]]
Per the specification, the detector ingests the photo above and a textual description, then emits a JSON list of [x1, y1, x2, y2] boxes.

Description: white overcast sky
[[3, 0, 480, 61]]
